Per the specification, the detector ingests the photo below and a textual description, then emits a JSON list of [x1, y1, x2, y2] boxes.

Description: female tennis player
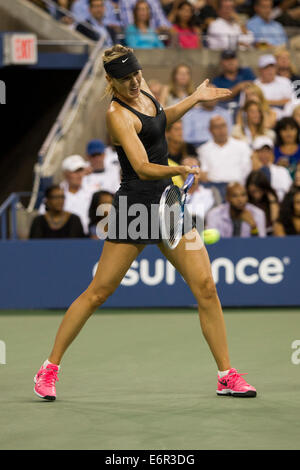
[[34, 45, 257, 400]]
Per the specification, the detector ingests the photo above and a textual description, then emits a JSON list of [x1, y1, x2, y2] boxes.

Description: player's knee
[[87, 287, 114, 308], [195, 276, 218, 303]]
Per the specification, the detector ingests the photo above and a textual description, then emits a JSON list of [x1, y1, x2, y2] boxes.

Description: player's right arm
[[106, 105, 199, 181]]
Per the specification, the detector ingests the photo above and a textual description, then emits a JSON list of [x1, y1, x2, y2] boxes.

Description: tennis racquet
[[159, 172, 195, 249]]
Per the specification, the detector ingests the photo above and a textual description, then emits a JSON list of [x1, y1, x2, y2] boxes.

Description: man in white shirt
[[39, 155, 92, 235], [83, 139, 120, 195], [252, 136, 292, 201], [198, 115, 252, 187], [254, 54, 295, 118], [206, 0, 254, 50]]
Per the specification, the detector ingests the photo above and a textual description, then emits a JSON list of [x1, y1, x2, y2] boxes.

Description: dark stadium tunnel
[[0, 68, 80, 204]]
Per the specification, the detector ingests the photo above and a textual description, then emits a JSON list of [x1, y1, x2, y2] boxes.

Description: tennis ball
[[201, 228, 220, 245]]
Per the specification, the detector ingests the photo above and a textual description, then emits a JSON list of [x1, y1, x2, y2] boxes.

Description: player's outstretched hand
[[195, 79, 232, 102]]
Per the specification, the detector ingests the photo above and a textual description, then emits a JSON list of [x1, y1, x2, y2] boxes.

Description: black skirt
[[106, 178, 172, 244]]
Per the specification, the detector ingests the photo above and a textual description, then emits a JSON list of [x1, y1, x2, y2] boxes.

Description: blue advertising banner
[[0, 237, 299, 309]]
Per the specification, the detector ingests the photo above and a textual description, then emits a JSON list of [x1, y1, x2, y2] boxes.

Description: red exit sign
[[4, 34, 37, 65]]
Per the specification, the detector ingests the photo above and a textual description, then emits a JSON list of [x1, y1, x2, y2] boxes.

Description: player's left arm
[[163, 79, 232, 127]]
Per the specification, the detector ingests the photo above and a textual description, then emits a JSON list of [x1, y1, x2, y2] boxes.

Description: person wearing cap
[[206, 0, 254, 50], [247, 0, 288, 47], [254, 54, 295, 116], [212, 50, 256, 108], [58, 155, 93, 235], [252, 135, 292, 201], [83, 139, 120, 195], [206, 182, 266, 237]]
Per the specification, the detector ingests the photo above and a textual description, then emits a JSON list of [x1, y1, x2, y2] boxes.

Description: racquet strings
[[163, 186, 182, 247]]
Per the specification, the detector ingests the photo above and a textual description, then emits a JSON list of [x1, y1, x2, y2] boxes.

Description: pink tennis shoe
[[34, 363, 59, 401], [217, 368, 257, 397]]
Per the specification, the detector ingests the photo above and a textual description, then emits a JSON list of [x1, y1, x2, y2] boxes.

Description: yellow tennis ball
[[201, 229, 220, 245]]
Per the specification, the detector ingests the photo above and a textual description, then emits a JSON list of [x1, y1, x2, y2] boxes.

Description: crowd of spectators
[[29, 46, 300, 239], [27, 0, 300, 238], [31, 0, 300, 49]]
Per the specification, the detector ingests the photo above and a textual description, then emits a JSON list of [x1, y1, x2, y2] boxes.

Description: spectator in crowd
[[71, 0, 120, 26], [293, 164, 300, 189], [246, 0, 288, 47], [206, 182, 266, 237], [160, 63, 195, 107], [206, 0, 254, 50], [30, 185, 85, 239], [274, 188, 300, 236], [231, 100, 275, 147], [83, 139, 120, 194], [254, 54, 295, 119], [275, 47, 300, 82], [170, 1, 202, 48], [182, 84, 233, 146], [182, 156, 222, 223], [197, 115, 252, 187], [125, 0, 165, 48], [148, 78, 165, 102], [166, 120, 198, 164], [274, 0, 300, 27], [239, 82, 277, 129], [292, 105, 300, 128], [252, 136, 292, 201], [47, 0, 76, 23], [76, 0, 115, 44], [88, 189, 114, 238], [274, 117, 300, 177], [212, 50, 256, 109], [119, 0, 171, 31], [161, 0, 177, 17], [193, 0, 218, 33], [245, 169, 279, 235], [167, 157, 184, 187], [38, 155, 92, 234]]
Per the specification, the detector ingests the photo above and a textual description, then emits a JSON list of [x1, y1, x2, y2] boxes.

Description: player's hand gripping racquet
[[159, 171, 195, 249]]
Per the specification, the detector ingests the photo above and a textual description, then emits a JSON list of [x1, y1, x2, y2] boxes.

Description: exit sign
[[4, 33, 38, 65]]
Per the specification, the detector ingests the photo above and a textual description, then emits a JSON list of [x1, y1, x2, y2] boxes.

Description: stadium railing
[[0, 192, 33, 240], [27, 33, 105, 214]]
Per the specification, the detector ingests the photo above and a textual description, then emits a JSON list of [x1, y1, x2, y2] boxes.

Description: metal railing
[[0, 193, 32, 240], [27, 33, 105, 213], [39, 0, 100, 38]]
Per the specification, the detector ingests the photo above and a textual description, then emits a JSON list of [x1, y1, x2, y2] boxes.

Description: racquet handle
[[182, 166, 197, 191]]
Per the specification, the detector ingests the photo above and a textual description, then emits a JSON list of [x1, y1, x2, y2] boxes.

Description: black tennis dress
[[106, 89, 172, 244]]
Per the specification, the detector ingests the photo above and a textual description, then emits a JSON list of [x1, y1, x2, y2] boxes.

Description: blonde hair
[[243, 83, 271, 113], [241, 100, 265, 135], [293, 104, 300, 116], [168, 63, 195, 99], [102, 44, 134, 96], [274, 46, 297, 75]]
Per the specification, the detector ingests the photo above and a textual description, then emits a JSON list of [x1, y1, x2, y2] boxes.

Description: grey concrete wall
[[134, 48, 300, 85], [0, 0, 94, 51]]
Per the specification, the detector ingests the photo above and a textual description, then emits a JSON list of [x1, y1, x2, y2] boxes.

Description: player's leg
[[158, 229, 256, 397], [34, 240, 145, 400], [158, 229, 230, 371], [48, 241, 145, 365]]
